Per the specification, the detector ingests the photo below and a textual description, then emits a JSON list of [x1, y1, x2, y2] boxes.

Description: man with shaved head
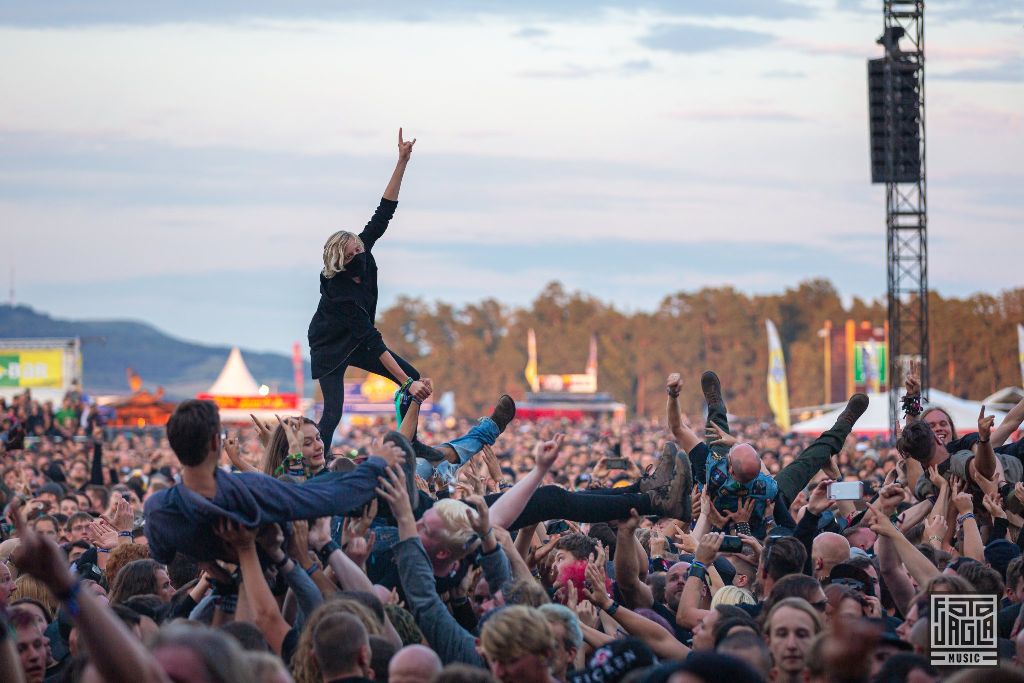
[[389, 644, 443, 683], [811, 533, 851, 581], [666, 369, 870, 537]]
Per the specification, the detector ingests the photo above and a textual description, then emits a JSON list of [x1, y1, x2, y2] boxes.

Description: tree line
[[374, 279, 1024, 420]]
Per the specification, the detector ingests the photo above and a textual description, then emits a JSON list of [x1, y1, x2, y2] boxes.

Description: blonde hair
[[246, 651, 292, 683], [711, 585, 756, 609], [432, 499, 479, 555], [322, 230, 364, 279], [292, 598, 382, 683], [480, 606, 553, 664], [12, 575, 58, 619]]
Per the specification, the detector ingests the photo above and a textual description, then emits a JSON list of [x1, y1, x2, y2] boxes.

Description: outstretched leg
[[774, 393, 869, 504]]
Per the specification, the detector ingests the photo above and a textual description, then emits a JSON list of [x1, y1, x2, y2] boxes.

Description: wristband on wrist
[[666, 389, 680, 398], [118, 530, 132, 538], [304, 561, 321, 577], [690, 560, 706, 570], [978, 438, 990, 444], [688, 565, 709, 583], [97, 547, 111, 554], [605, 601, 620, 616], [317, 540, 341, 566], [957, 512, 976, 525], [273, 554, 291, 570], [901, 394, 922, 418]]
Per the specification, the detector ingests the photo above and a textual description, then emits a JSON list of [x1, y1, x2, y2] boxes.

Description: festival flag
[[1018, 324, 1024, 387], [765, 320, 791, 431], [525, 328, 540, 392], [586, 335, 598, 381]]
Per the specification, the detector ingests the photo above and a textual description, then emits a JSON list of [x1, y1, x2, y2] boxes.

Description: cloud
[[933, 58, 1024, 83], [640, 23, 775, 53], [520, 59, 653, 79], [670, 108, 805, 122], [514, 26, 549, 39], [761, 69, 806, 79], [0, 1, 816, 27]]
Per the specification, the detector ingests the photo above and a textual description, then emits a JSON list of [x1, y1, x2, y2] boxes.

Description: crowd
[[4, 134, 1024, 683], [1, 362, 1024, 683]]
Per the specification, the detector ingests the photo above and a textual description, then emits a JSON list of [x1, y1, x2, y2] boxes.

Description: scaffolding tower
[[868, 0, 928, 438]]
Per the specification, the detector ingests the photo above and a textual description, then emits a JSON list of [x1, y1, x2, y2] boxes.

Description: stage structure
[[868, 0, 928, 438]]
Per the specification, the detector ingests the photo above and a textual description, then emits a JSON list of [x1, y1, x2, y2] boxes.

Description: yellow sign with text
[[0, 349, 65, 388]]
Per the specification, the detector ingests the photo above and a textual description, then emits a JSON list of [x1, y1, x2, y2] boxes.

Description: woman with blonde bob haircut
[[307, 128, 431, 446], [710, 585, 756, 609]]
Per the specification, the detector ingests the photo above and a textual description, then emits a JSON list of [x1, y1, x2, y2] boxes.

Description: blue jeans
[[415, 417, 500, 483]]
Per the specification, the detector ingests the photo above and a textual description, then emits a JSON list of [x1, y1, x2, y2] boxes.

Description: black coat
[[307, 198, 397, 379]]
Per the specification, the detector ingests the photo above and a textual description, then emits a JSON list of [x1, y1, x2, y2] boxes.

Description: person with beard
[[308, 128, 431, 446]]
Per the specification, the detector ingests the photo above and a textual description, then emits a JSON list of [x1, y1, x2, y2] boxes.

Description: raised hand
[[666, 373, 683, 395], [978, 406, 995, 442], [672, 530, 698, 554], [728, 498, 755, 525], [106, 497, 135, 532], [952, 491, 974, 515], [275, 414, 305, 455], [480, 443, 503, 483], [464, 495, 491, 538], [534, 433, 566, 472], [807, 479, 838, 516], [408, 379, 430, 402], [695, 532, 724, 566], [87, 519, 119, 550], [214, 518, 258, 550], [905, 359, 921, 396], [927, 466, 946, 492], [250, 414, 276, 448], [982, 493, 1006, 520], [375, 466, 414, 522], [344, 531, 376, 568], [923, 514, 947, 546], [705, 423, 737, 449], [398, 128, 416, 163], [865, 501, 899, 539], [308, 517, 332, 550]]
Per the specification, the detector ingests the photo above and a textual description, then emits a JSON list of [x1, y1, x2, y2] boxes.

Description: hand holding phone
[[827, 481, 864, 500]]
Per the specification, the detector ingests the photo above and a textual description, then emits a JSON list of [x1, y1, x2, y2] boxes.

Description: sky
[[2, 0, 1022, 355]]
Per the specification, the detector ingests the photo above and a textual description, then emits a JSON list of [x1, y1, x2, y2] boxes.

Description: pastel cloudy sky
[[2, 1, 1022, 354]]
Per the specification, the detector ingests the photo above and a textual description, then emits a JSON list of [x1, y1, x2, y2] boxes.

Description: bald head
[[389, 645, 443, 683], [812, 533, 851, 578], [728, 444, 762, 484]]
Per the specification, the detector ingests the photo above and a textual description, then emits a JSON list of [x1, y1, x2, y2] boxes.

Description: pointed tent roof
[[207, 347, 260, 396]]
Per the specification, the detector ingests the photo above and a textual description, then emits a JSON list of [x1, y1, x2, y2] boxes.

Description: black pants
[[483, 485, 651, 532], [317, 345, 420, 445]]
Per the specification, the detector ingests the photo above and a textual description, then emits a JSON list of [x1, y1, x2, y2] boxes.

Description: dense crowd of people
[[4, 134, 1024, 683], [2, 362, 1024, 683]]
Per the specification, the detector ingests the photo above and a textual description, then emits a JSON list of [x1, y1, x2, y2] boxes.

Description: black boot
[[701, 370, 723, 408], [836, 393, 869, 428], [490, 395, 516, 434]]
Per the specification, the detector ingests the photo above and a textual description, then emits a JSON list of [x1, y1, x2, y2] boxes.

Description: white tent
[[791, 389, 1007, 436], [207, 347, 260, 396]]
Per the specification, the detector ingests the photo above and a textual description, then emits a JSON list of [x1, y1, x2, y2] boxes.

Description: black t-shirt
[[651, 601, 693, 645]]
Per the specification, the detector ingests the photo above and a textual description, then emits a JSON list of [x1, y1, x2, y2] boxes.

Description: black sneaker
[[383, 431, 420, 513], [701, 370, 723, 408], [490, 395, 516, 434], [836, 393, 869, 427]]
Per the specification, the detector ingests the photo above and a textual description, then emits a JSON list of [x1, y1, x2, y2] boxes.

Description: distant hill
[[0, 305, 294, 399]]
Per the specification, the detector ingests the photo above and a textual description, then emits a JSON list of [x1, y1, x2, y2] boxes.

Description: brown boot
[[490, 395, 516, 434]]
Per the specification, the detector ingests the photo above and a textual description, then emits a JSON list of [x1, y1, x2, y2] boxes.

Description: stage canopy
[[791, 389, 1007, 437]]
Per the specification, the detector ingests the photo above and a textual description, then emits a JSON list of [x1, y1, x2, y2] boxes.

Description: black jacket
[[307, 198, 397, 379]]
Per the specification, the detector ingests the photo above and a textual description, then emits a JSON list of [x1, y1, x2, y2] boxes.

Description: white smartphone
[[827, 481, 864, 500]]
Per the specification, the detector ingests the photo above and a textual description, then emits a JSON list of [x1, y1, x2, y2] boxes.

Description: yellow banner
[[0, 349, 65, 388], [765, 320, 791, 431]]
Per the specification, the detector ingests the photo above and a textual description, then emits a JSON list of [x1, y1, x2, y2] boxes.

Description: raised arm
[[216, 519, 292, 655], [666, 374, 699, 452], [383, 128, 415, 201], [992, 396, 1024, 447], [615, 511, 654, 609], [974, 407, 998, 481], [489, 435, 564, 529]]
